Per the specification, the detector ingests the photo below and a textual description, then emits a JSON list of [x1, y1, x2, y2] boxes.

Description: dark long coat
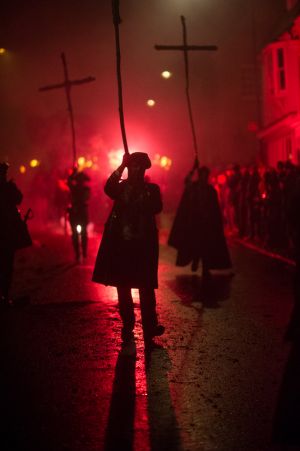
[[168, 179, 232, 269], [92, 171, 162, 288], [68, 184, 90, 226], [0, 179, 24, 250]]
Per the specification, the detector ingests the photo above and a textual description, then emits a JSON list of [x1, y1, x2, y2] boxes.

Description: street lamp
[[161, 70, 172, 79], [147, 99, 156, 107]]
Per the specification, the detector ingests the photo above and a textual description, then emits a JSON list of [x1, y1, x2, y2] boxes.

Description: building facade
[[258, 1, 300, 167]]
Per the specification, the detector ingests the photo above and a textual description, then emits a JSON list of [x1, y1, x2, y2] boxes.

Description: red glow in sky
[[0, 0, 288, 179]]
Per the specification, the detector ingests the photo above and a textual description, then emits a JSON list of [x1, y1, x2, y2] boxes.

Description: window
[[266, 51, 275, 95], [277, 48, 286, 91], [264, 45, 286, 96]]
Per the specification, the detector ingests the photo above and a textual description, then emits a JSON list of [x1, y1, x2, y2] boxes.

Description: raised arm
[[104, 153, 130, 199]]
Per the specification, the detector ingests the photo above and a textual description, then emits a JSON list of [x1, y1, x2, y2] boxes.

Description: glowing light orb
[[77, 156, 86, 167], [29, 159, 40, 168], [0, 48, 6, 55], [153, 153, 172, 170], [160, 156, 168, 167], [160, 156, 172, 170], [19, 165, 26, 174], [86, 160, 93, 168], [147, 99, 156, 107], [76, 225, 82, 234], [161, 70, 172, 79]]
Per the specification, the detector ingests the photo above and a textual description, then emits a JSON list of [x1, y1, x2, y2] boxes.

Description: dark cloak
[[92, 171, 162, 288], [0, 179, 24, 250], [168, 180, 232, 269]]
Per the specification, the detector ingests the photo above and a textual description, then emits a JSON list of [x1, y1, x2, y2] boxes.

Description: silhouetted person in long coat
[[0, 162, 23, 306], [92, 152, 164, 349], [168, 165, 232, 280], [227, 164, 242, 232], [67, 168, 90, 261]]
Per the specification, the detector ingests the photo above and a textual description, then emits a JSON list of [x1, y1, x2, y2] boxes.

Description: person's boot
[[152, 324, 165, 336]]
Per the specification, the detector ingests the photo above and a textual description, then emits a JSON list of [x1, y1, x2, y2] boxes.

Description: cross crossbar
[[39, 52, 95, 166], [155, 16, 217, 163], [155, 45, 217, 51]]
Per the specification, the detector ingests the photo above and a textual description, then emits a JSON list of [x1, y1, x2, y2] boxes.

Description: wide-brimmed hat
[[128, 152, 151, 169]]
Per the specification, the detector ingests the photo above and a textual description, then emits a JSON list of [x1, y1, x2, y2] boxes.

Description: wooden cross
[[155, 16, 217, 163], [39, 52, 96, 166]]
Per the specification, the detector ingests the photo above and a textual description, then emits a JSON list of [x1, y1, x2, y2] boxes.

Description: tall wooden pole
[[112, 0, 129, 154], [181, 16, 198, 161], [61, 53, 77, 165]]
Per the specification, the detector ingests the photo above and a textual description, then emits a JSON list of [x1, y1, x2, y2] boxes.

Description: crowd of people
[[211, 160, 300, 258]]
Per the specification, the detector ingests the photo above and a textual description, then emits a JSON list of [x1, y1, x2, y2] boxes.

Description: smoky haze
[[0, 0, 286, 183]]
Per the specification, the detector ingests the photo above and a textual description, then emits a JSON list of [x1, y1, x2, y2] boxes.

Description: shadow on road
[[145, 346, 183, 451], [104, 344, 137, 451], [104, 345, 182, 451], [166, 273, 233, 309], [272, 305, 300, 449]]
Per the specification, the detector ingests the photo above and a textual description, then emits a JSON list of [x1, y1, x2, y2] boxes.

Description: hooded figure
[[168, 165, 232, 278], [92, 152, 165, 349]]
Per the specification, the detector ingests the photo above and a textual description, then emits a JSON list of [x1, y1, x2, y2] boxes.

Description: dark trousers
[[70, 222, 87, 259], [116, 286, 158, 340], [0, 248, 15, 299]]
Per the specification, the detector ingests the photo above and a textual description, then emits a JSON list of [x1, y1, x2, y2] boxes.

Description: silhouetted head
[[75, 171, 90, 184], [277, 160, 284, 171], [127, 152, 151, 184], [127, 152, 151, 170], [197, 165, 210, 185], [0, 162, 9, 180]]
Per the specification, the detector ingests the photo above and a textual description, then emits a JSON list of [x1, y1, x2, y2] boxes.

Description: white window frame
[[264, 44, 287, 97]]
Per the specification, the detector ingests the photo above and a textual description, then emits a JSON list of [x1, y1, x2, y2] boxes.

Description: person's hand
[[115, 152, 130, 176], [120, 153, 130, 168]]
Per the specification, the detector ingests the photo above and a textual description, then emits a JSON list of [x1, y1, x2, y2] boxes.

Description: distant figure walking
[[92, 153, 165, 350], [168, 164, 232, 281], [0, 162, 26, 306], [67, 168, 91, 261]]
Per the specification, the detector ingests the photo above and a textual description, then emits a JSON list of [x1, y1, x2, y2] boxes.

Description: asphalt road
[[0, 225, 298, 451]]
